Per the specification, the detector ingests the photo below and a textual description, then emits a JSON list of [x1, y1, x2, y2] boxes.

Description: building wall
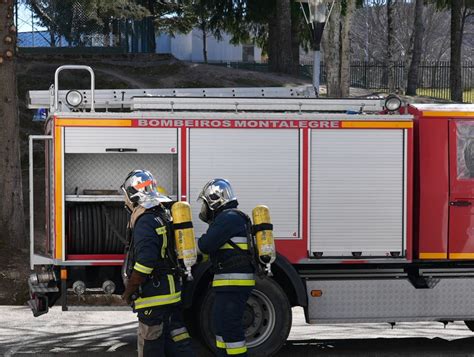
[[156, 34, 171, 54], [191, 30, 243, 62], [157, 30, 261, 63]]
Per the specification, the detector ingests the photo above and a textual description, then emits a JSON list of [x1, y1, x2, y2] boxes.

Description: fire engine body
[[27, 66, 474, 355]]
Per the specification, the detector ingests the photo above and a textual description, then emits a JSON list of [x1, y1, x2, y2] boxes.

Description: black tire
[[198, 276, 292, 357], [465, 321, 474, 332]]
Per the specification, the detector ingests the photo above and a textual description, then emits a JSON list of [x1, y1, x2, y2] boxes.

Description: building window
[[457, 122, 474, 180]]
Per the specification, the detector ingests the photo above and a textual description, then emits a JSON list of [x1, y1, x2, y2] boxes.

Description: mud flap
[[28, 294, 49, 317], [27, 279, 59, 317]]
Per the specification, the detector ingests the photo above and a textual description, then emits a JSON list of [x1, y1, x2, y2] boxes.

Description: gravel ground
[[1, 306, 473, 356]]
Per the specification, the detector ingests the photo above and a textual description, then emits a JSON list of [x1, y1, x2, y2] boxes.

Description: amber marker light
[[311, 290, 322, 297], [60, 269, 67, 280]]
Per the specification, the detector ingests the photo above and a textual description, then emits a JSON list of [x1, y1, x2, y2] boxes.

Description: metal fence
[[212, 61, 473, 103], [348, 61, 473, 103]]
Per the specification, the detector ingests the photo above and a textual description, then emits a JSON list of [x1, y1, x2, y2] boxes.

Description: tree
[[323, 0, 359, 97], [406, 0, 424, 95], [340, 0, 357, 97], [386, 0, 397, 92], [324, 0, 341, 97], [450, 0, 464, 102], [0, 1, 26, 248], [28, 0, 150, 47], [428, 0, 473, 101], [273, 0, 294, 74]]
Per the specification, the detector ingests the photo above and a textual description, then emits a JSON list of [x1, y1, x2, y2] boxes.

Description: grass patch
[[416, 88, 474, 103]]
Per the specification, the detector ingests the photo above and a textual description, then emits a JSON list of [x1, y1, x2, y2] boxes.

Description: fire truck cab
[[27, 66, 474, 356]]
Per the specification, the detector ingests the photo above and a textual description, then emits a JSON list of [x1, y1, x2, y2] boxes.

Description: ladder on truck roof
[[27, 65, 390, 114], [130, 97, 386, 113]]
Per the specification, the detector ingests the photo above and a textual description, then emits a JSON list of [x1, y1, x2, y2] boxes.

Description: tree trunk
[[146, 0, 156, 53], [0, 1, 26, 248], [291, 9, 300, 76], [406, 0, 424, 95], [268, 14, 279, 71], [275, 0, 293, 74], [103, 20, 111, 47], [324, 0, 341, 98], [450, 0, 463, 102], [146, 16, 156, 53], [49, 31, 56, 47], [201, 25, 208, 63], [387, 0, 396, 92], [340, 0, 356, 97]]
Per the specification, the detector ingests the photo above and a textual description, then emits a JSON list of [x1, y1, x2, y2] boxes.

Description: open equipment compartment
[[63, 127, 179, 260]]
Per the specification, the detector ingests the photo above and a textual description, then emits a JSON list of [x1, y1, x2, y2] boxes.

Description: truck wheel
[[465, 321, 474, 332], [198, 276, 292, 357]]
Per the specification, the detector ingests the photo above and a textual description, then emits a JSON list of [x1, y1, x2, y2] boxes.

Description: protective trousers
[[213, 288, 253, 356], [137, 305, 195, 357]]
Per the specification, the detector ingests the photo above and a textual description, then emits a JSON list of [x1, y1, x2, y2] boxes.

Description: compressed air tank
[[171, 201, 197, 280], [252, 205, 276, 274]]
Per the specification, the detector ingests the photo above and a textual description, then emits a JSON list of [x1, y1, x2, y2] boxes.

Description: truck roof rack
[[28, 88, 386, 113]]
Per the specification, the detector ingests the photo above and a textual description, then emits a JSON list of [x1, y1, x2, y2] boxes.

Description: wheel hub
[[244, 289, 276, 348]]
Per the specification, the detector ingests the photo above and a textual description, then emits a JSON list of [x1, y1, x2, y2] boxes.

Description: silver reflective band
[[226, 340, 246, 348], [214, 273, 255, 280], [170, 327, 188, 337], [230, 237, 248, 244], [216, 335, 225, 342]]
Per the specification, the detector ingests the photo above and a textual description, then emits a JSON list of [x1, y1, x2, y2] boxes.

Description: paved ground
[[1, 306, 473, 356]]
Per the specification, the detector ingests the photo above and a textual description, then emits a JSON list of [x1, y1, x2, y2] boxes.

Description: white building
[[156, 29, 262, 63]]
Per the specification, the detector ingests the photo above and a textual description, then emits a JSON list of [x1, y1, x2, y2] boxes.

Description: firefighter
[[121, 169, 195, 357], [196, 178, 255, 357]]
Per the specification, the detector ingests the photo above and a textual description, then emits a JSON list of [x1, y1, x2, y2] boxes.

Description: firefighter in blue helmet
[[121, 169, 195, 357], [196, 178, 255, 356]]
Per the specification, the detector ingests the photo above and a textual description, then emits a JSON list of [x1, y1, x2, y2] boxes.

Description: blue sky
[[17, 3, 46, 33]]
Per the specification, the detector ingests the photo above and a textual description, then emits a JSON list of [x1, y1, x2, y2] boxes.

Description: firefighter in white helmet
[[121, 169, 195, 357], [196, 178, 255, 356]]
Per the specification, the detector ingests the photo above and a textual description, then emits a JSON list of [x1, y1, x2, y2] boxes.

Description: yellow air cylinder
[[171, 201, 197, 280], [252, 205, 276, 270]]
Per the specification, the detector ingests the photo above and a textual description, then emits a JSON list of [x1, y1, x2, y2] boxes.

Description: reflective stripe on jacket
[[219, 237, 249, 250], [212, 273, 255, 288]]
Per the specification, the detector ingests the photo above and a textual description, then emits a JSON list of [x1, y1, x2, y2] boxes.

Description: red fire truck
[[27, 66, 474, 356]]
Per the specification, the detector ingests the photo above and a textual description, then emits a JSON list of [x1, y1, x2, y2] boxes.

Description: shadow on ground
[[278, 336, 474, 356]]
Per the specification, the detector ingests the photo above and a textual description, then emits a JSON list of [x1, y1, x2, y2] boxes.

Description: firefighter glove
[[122, 270, 145, 305]]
